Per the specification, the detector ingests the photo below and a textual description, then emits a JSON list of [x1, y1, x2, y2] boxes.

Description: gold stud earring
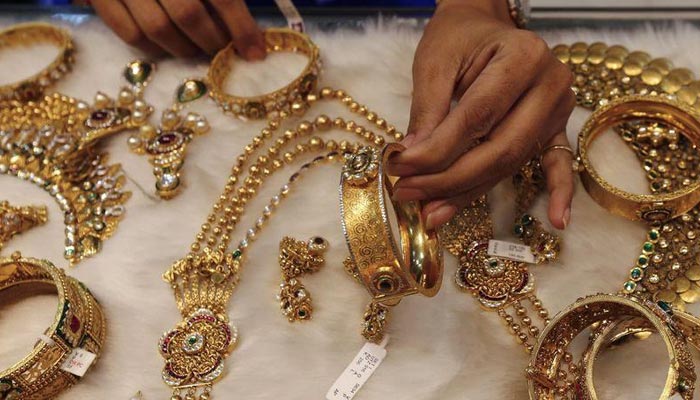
[[277, 236, 328, 322]]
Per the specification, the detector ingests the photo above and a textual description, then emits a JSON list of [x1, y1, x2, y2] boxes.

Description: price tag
[[274, 0, 305, 32], [326, 336, 389, 400], [488, 239, 535, 264], [60, 348, 97, 377]]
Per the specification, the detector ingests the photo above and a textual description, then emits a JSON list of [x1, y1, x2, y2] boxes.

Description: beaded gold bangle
[[340, 144, 443, 343], [0, 253, 106, 400], [207, 28, 321, 120], [577, 94, 700, 223], [527, 294, 696, 400], [0, 23, 74, 101]]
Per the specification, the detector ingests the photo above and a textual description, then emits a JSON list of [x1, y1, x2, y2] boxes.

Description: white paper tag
[[487, 239, 535, 264], [326, 336, 389, 400], [60, 348, 97, 377], [39, 334, 55, 346], [274, 0, 305, 32]]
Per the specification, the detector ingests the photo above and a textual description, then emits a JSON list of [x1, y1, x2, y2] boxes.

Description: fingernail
[[245, 45, 266, 61], [391, 186, 427, 201], [562, 207, 571, 229], [426, 204, 457, 231]]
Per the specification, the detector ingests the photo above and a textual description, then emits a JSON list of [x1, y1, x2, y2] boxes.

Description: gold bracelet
[[207, 28, 321, 120], [340, 143, 443, 342], [576, 94, 700, 223], [0, 253, 106, 399], [0, 23, 74, 101], [527, 294, 695, 400], [0, 201, 48, 252]]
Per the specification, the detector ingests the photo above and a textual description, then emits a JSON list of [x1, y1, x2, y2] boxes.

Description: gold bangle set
[[0, 253, 106, 400]]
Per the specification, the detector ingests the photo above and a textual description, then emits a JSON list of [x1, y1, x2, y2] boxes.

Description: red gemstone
[[91, 110, 108, 121], [158, 133, 177, 144], [69, 315, 81, 333]]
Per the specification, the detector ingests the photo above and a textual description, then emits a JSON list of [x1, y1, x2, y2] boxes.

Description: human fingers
[[92, 0, 164, 55], [159, 0, 229, 55], [540, 131, 575, 230], [389, 31, 551, 177], [122, 0, 200, 57], [208, 0, 266, 60]]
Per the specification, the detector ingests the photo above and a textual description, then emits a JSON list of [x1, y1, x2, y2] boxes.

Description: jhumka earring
[[277, 236, 328, 322], [128, 77, 210, 199], [0, 201, 48, 251]]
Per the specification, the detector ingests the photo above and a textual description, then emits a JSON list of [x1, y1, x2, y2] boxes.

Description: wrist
[[435, 0, 515, 26]]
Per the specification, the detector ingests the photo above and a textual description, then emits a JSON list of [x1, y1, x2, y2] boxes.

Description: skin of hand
[[386, 0, 576, 231], [92, 0, 265, 59]]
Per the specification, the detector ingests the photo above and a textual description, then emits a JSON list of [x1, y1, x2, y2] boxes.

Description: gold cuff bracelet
[[577, 94, 700, 223], [0, 23, 74, 101], [207, 28, 320, 120], [0, 254, 106, 400], [340, 144, 443, 342]]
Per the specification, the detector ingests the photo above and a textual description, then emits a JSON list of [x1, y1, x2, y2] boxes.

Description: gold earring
[[0, 201, 48, 252], [277, 236, 328, 322]]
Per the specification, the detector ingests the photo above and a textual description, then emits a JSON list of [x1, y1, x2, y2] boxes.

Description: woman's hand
[[92, 0, 265, 59], [387, 0, 575, 230]]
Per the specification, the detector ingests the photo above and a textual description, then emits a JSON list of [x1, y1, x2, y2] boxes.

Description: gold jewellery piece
[[340, 143, 443, 343], [277, 236, 328, 322], [0, 23, 74, 101], [0, 253, 106, 400], [207, 28, 320, 120], [0, 201, 48, 252], [526, 294, 696, 400], [128, 72, 210, 199], [0, 61, 153, 265], [577, 94, 700, 223], [159, 81, 403, 399]]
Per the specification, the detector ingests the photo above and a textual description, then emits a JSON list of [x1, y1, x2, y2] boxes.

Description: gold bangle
[[527, 294, 695, 400], [0, 253, 106, 399], [207, 28, 321, 120], [0, 23, 74, 101], [340, 144, 443, 342], [577, 94, 700, 223]]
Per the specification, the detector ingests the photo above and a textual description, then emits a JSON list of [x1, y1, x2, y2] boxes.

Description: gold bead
[[291, 102, 306, 115], [257, 155, 269, 165], [357, 106, 368, 115], [306, 93, 318, 103], [213, 227, 222, 235], [309, 136, 324, 150], [375, 118, 387, 129], [185, 395, 195, 400], [394, 132, 404, 141], [563, 352, 573, 363], [298, 121, 312, 135], [516, 332, 528, 344], [207, 237, 216, 245], [510, 324, 521, 333], [320, 87, 333, 98], [349, 102, 359, 112], [374, 136, 385, 146], [191, 243, 200, 251], [345, 120, 357, 131], [503, 315, 514, 324], [200, 394, 211, 400], [525, 344, 534, 354], [261, 128, 272, 138], [171, 395, 183, 400], [202, 223, 210, 231], [341, 95, 353, 104], [528, 326, 539, 336], [314, 115, 332, 130], [386, 125, 396, 135], [284, 152, 294, 162], [333, 117, 345, 128], [366, 112, 377, 122], [268, 120, 280, 130], [334, 89, 346, 98], [326, 140, 338, 151], [521, 316, 531, 325], [279, 110, 289, 119], [538, 310, 549, 318], [515, 307, 526, 316], [284, 129, 296, 140], [339, 140, 351, 151]]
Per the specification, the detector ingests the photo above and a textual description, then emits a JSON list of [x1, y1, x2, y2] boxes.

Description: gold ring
[[527, 294, 695, 400], [207, 28, 321, 120], [577, 94, 700, 223], [340, 143, 443, 342], [0, 253, 106, 399], [0, 23, 74, 101], [539, 144, 574, 165]]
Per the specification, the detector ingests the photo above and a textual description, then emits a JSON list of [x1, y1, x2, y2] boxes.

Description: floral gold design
[[342, 146, 380, 186]]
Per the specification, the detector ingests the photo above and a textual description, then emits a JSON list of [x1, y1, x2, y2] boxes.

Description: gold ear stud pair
[[277, 236, 328, 322]]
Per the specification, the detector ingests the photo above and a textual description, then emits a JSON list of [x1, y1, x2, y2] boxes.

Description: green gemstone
[[488, 259, 499, 268], [124, 60, 153, 85], [622, 280, 637, 293], [64, 246, 76, 258], [643, 242, 654, 253], [678, 377, 691, 393], [630, 267, 643, 281], [648, 229, 660, 241], [187, 335, 198, 345], [513, 224, 524, 236], [637, 255, 648, 266], [520, 214, 533, 226], [657, 300, 674, 315], [177, 79, 207, 103], [232, 250, 242, 259]]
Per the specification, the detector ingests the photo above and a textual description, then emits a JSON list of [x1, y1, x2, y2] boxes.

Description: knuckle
[[169, 3, 201, 26], [499, 140, 527, 169], [462, 102, 497, 137]]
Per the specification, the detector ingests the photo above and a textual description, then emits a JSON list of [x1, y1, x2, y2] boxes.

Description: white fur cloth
[[0, 15, 699, 400]]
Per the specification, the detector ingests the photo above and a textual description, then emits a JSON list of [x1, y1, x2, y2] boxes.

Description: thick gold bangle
[[340, 144, 443, 342], [0, 254, 106, 399], [527, 294, 695, 400], [207, 28, 321, 120], [0, 23, 74, 101], [577, 94, 700, 223]]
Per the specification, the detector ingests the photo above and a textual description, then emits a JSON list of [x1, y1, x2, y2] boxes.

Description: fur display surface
[[0, 15, 698, 400]]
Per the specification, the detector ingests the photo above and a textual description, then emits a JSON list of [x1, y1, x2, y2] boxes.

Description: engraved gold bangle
[[0, 254, 106, 400], [577, 95, 700, 223], [340, 144, 443, 341], [527, 294, 696, 400], [207, 28, 321, 120], [0, 23, 75, 101]]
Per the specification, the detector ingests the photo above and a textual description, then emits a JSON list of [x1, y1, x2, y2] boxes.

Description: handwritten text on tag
[[326, 336, 389, 400], [487, 239, 535, 264], [60, 348, 97, 377]]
